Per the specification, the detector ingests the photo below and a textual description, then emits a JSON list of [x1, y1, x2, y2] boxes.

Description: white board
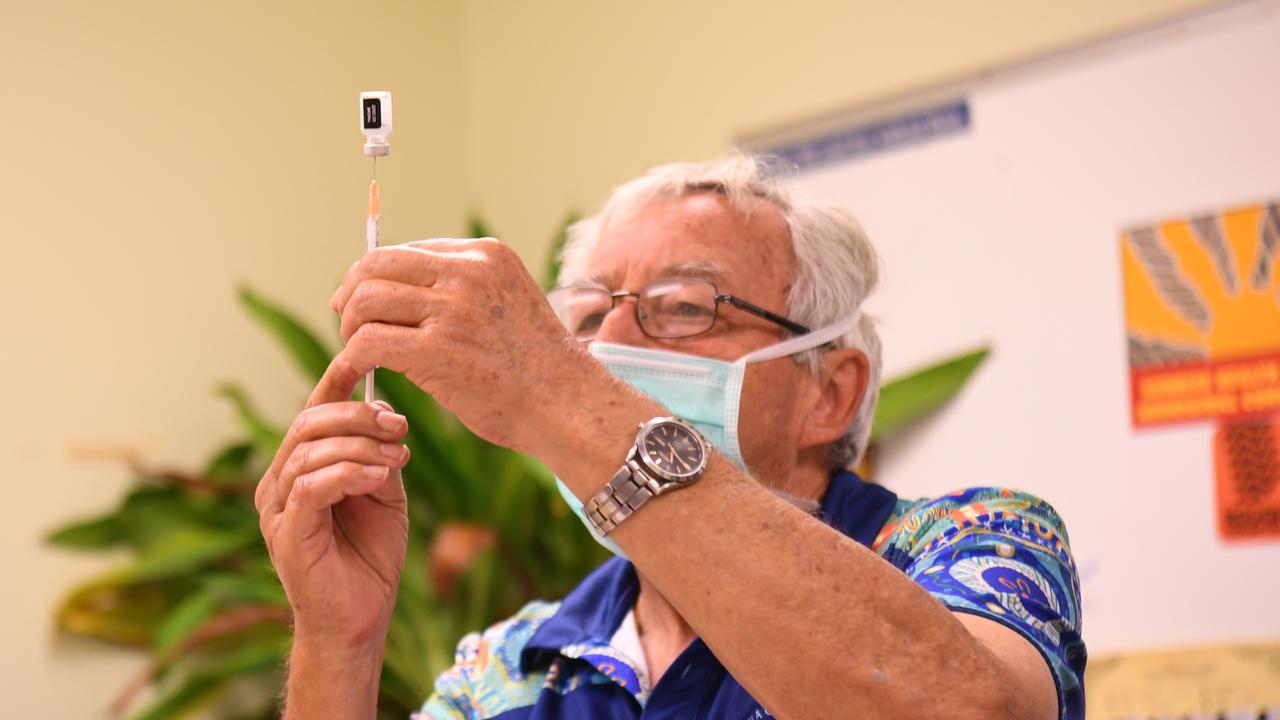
[[743, 0, 1280, 656]]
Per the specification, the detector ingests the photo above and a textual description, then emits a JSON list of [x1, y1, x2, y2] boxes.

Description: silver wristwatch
[[584, 416, 709, 535]]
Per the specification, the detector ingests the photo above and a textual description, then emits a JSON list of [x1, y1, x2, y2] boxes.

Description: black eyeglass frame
[[547, 278, 812, 340]]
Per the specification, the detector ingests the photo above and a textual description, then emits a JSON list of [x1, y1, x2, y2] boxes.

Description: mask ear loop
[[721, 312, 862, 476], [736, 312, 861, 365]]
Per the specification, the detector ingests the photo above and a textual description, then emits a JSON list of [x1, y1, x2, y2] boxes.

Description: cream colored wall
[[457, 0, 1217, 262], [0, 0, 465, 716], [1, 0, 1216, 716]]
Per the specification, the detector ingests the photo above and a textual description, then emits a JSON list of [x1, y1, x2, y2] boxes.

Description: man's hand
[[285, 237, 637, 718], [255, 393, 411, 719], [323, 238, 619, 464]]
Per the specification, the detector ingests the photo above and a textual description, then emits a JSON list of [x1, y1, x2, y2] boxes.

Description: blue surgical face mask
[[554, 314, 859, 560]]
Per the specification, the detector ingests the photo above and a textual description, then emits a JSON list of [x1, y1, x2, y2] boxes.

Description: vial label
[[363, 98, 382, 129]]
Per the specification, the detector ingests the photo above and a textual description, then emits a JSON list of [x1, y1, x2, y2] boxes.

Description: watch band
[[584, 448, 660, 535]]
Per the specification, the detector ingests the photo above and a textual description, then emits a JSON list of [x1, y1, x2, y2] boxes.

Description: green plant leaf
[[237, 286, 333, 383], [55, 581, 185, 647], [373, 374, 459, 517], [383, 535, 451, 707], [467, 215, 494, 239], [202, 442, 256, 485], [125, 486, 255, 550], [153, 588, 222, 653], [202, 572, 287, 607], [107, 526, 259, 585], [46, 513, 124, 550], [48, 484, 256, 555], [150, 602, 292, 687], [125, 641, 286, 720], [872, 347, 990, 440], [217, 384, 284, 461], [456, 550, 504, 640]]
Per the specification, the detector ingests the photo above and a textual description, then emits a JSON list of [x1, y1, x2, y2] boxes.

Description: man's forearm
[[541, 382, 1029, 719], [624, 461, 1022, 718], [284, 633, 385, 720]]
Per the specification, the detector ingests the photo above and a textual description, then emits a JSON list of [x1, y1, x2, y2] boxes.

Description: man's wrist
[[532, 347, 664, 500], [285, 631, 385, 720]]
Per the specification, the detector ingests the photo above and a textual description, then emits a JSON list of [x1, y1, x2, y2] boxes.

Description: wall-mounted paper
[[1122, 202, 1280, 428]]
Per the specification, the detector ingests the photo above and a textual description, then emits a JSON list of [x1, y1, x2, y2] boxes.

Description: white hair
[[558, 154, 882, 469]]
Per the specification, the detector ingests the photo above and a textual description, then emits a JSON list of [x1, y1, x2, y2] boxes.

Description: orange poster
[[1122, 202, 1280, 428], [1214, 420, 1280, 540]]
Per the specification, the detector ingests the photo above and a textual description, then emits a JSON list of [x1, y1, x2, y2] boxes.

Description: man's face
[[584, 192, 817, 485]]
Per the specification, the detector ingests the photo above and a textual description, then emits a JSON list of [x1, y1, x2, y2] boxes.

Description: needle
[[364, 169, 380, 403]]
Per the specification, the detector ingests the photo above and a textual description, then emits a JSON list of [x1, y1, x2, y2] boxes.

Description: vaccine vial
[[359, 91, 392, 157]]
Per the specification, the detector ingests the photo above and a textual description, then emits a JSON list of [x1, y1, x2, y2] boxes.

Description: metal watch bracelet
[[583, 447, 660, 535]]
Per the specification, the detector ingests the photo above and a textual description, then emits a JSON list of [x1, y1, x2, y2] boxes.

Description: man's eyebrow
[[658, 260, 728, 280], [578, 260, 728, 289]]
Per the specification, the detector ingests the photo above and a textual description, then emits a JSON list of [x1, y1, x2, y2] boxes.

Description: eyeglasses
[[546, 278, 811, 341]]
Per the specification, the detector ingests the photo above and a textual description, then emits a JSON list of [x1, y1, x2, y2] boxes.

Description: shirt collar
[[521, 470, 898, 672], [816, 468, 900, 547]]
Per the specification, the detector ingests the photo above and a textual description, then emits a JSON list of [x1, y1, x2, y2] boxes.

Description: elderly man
[[255, 156, 1085, 719]]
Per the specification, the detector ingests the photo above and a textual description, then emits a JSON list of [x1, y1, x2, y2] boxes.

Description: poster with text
[[1122, 201, 1280, 428]]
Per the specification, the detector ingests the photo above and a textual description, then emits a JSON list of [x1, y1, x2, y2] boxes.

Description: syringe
[[359, 91, 392, 403]]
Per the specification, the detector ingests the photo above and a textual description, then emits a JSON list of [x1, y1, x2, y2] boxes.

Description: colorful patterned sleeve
[[873, 487, 1086, 720], [413, 629, 481, 720], [413, 600, 562, 720]]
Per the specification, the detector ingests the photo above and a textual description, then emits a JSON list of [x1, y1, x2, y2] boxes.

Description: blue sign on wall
[[763, 100, 970, 172]]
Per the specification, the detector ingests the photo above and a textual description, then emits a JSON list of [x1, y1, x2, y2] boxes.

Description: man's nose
[[593, 296, 650, 346]]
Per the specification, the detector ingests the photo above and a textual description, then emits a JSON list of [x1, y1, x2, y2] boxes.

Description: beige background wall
[[1, 1, 1214, 716], [0, 0, 467, 714]]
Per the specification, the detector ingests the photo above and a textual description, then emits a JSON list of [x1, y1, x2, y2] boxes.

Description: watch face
[[640, 420, 706, 480]]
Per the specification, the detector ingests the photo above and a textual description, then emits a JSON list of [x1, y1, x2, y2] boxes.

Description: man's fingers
[[331, 246, 441, 315], [310, 324, 430, 406], [329, 238, 506, 314], [277, 462, 393, 542], [274, 401, 406, 469], [258, 401, 407, 514], [339, 279, 435, 344], [274, 436, 409, 513]]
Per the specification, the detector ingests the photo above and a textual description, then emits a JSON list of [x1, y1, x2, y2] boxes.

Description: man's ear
[[798, 348, 869, 450]]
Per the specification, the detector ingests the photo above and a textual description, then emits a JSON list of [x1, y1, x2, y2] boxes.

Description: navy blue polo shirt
[[415, 472, 1086, 719]]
